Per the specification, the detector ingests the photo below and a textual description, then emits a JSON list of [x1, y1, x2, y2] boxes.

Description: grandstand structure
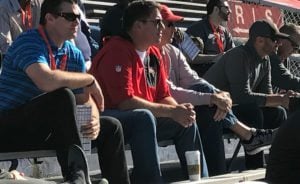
[[0, 1, 299, 183], [82, 0, 207, 29]]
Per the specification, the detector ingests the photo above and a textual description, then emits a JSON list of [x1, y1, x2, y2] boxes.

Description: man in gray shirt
[[204, 20, 293, 169], [270, 23, 300, 93]]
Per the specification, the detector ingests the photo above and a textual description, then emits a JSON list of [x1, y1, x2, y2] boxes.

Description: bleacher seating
[[83, 0, 208, 29]]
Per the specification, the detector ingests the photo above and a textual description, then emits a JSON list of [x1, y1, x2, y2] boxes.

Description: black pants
[[232, 104, 287, 169], [0, 88, 130, 184], [94, 116, 130, 184], [0, 88, 81, 178]]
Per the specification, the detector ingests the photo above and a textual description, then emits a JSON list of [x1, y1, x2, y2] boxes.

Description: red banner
[[227, 1, 284, 38]]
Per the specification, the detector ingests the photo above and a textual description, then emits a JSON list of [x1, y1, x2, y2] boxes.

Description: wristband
[[86, 79, 95, 87]]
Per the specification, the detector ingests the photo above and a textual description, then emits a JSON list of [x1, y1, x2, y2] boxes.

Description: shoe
[[98, 178, 109, 184], [67, 144, 92, 184], [242, 128, 277, 155]]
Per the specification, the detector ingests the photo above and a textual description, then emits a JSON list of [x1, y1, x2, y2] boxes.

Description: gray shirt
[[186, 18, 235, 54], [270, 53, 300, 91], [162, 44, 212, 105], [0, 0, 42, 54], [203, 41, 272, 106]]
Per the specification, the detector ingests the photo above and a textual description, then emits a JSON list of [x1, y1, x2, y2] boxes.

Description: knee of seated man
[[55, 87, 75, 98], [100, 116, 123, 134], [189, 83, 215, 93], [131, 109, 156, 130]]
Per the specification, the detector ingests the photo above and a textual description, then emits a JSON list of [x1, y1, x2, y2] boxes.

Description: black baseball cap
[[249, 19, 289, 40]]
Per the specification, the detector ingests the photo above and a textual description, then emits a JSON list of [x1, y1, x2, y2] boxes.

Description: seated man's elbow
[[35, 82, 57, 92]]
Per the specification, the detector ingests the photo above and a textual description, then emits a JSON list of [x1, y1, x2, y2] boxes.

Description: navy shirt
[[186, 18, 235, 54]]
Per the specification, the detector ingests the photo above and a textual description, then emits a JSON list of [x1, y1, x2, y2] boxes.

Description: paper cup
[[185, 150, 201, 181]]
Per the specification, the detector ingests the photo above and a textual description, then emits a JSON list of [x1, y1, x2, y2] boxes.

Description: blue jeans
[[102, 109, 208, 183], [189, 82, 239, 176]]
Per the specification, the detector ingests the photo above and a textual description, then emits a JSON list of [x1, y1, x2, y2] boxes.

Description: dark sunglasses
[[54, 12, 81, 22], [264, 36, 278, 43], [140, 19, 162, 27]]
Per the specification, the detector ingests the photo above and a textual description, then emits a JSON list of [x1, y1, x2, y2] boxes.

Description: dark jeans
[[232, 104, 287, 169], [0, 88, 81, 178], [103, 109, 208, 184], [189, 83, 238, 176], [266, 110, 300, 184], [94, 116, 130, 184]]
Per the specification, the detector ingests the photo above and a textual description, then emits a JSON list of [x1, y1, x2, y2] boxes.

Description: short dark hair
[[40, 0, 77, 25], [122, 0, 160, 32], [206, 0, 223, 16]]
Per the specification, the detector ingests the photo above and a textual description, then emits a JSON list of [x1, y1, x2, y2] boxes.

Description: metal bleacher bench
[[83, 0, 207, 29], [0, 135, 242, 173], [0, 140, 175, 171]]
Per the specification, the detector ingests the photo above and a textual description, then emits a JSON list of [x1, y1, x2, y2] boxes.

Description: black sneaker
[[242, 128, 277, 155], [67, 144, 91, 184], [98, 178, 109, 184]]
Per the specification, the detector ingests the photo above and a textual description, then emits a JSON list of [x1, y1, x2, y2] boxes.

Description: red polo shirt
[[90, 36, 171, 109]]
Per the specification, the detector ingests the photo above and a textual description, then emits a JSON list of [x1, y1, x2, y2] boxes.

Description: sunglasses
[[140, 19, 162, 27], [263, 36, 278, 43], [54, 12, 81, 22]]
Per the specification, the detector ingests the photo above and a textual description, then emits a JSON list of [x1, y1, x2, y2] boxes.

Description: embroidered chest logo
[[115, 65, 122, 72]]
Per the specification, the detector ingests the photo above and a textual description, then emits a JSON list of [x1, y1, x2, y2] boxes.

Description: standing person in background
[[186, 0, 234, 76], [204, 20, 292, 170], [91, 1, 208, 183], [0, 0, 43, 55], [0, 0, 130, 183]]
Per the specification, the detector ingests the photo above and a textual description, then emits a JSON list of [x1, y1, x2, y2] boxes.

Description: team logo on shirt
[[115, 65, 122, 72]]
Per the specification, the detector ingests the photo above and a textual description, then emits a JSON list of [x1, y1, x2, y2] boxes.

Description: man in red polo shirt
[[90, 1, 208, 183]]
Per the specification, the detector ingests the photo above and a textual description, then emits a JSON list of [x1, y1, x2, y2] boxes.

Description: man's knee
[[131, 109, 157, 132], [100, 116, 123, 135], [189, 82, 216, 93], [53, 88, 76, 104]]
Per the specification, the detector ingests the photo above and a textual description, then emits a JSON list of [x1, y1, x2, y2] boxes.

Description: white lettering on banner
[[252, 7, 256, 22], [265, 9, 273, 21], [228, 1, 283, 38], [235, 5, 244, 24]]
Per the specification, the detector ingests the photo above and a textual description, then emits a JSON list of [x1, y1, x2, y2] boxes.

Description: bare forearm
[[158, 96, 178, 106], [265, 94, 285, 107], [49, 70, 94, 90], [35, 69, 94, 92], [118, 96, 175, 118]]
